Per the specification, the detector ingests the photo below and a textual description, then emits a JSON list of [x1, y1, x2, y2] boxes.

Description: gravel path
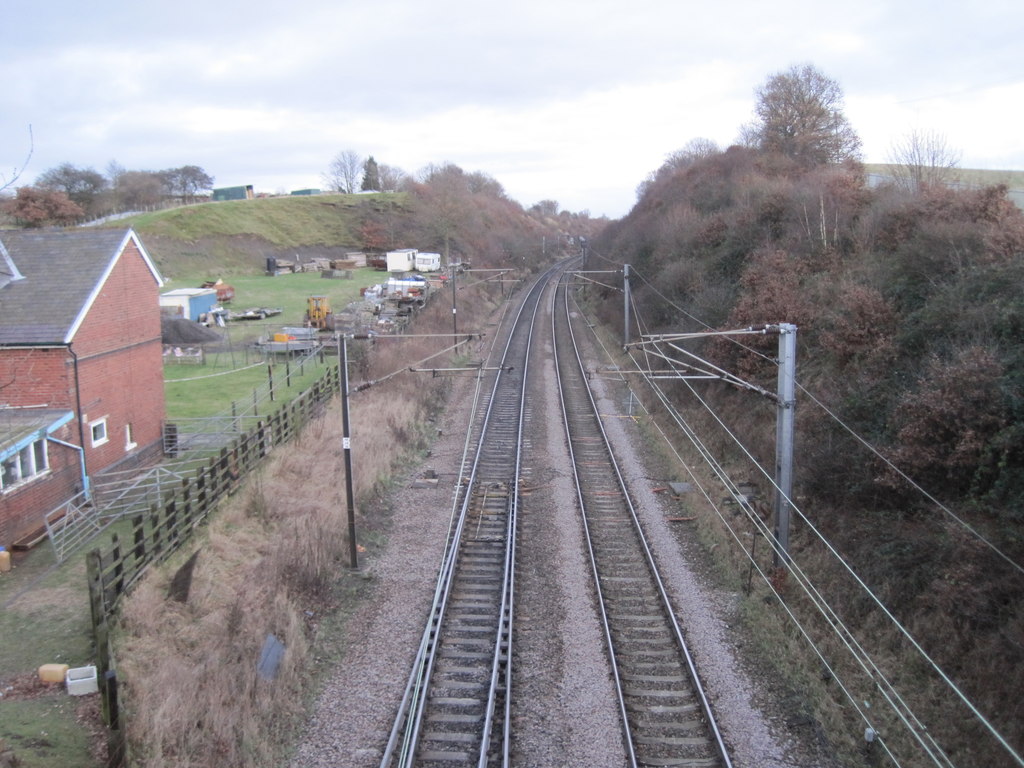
[[289, 285, 834, 767]]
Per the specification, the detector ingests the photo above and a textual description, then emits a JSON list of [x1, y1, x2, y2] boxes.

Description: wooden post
[[339, 335, 359, 570]]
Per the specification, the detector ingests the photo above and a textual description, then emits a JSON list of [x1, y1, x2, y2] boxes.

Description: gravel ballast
[[289, 285, 833, 767]]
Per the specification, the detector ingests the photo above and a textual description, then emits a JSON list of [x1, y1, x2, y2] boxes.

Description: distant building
[[159, 288, 219, 322], [290, 189, 321, 196], [415, 252, 442, 272], [211, 185, 254, 201], [386, 248, 418, 273]]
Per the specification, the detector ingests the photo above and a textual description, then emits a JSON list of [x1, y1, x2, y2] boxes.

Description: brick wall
[[0, 427, 82, 547], [73, 239, 166, 475], [0, 348, 74, 409]]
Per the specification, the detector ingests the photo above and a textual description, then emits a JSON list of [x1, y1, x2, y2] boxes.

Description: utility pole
[[339, 335, 359, 570], [773, 323, 797, 566], [623, 264, 631, 346], [451, 264, 458, 339]]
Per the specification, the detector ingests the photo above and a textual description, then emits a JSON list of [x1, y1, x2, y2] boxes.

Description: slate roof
[[0, 229, 163, 345], [0, 407, 74, 458]]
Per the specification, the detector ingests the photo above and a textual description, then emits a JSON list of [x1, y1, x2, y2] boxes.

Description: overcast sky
[[2, 0, 1021, 218]]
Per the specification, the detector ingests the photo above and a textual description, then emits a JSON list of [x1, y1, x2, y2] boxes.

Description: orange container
[[0, 548, 10, 572], [38, 663, 69, 683]]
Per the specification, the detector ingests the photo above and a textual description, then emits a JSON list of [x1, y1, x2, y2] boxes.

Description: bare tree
[[666, 138, 721, 169], [888, 128, 961, 193], [378, 163, 408, 193], [323, 150, 364, 193], [1, 125, 33, 194], [115, 170, 166, 210], [174, 165, 215, 202], [637, 137, 723, 199], [37, 162, 109, 217], [746, 64, 862, 166]]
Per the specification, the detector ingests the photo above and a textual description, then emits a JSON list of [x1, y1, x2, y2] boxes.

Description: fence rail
[[86, 363, 341, 766]]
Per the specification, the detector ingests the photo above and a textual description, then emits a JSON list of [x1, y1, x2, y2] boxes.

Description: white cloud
[[2, 0, 1022, 217]]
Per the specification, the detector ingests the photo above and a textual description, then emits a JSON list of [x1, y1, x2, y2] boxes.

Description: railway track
[[380, 269, 548, 768], [381, 263, 731, 767], [551, 274, 733, 768]]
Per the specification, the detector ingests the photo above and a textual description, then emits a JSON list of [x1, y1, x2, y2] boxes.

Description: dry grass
[[113, 276, 510, 767]]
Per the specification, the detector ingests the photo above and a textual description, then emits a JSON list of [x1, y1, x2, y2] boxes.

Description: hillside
[[594, 148, 1024, 766], [107, 171, 607, 281], [864, 163, 1024, 206], [107, 193, 400, 277]]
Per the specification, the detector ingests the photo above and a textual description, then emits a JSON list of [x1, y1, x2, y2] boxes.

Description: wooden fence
[[85, 364, 340, 766]]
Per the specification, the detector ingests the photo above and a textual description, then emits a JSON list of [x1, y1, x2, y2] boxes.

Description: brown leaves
[[885, 346, 1008, 494]]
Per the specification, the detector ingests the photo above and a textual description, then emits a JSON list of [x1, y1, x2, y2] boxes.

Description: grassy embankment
[[0, 193, 408, 768], [864, 163, 1024, 206]]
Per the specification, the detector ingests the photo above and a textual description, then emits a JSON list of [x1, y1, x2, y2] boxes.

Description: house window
[[90, 418, 109, 447], [125, 423, 137, 451], [1, 438, 49, 492]]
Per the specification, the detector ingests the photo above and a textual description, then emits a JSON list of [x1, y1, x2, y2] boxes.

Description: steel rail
[[552, 272, 733, 768], [380, 267, 552, 767]]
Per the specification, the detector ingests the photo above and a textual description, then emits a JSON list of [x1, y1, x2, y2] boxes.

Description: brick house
[[0, 228, 165, 548]]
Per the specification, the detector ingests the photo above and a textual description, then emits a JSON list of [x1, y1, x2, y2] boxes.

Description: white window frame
[[124, 423, 137, 451], [90, 417, 109, 447], [1, 437, 50, 492]]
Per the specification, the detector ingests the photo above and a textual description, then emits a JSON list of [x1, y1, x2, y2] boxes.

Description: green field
[[122, 192, 399, 246], [162, 268, 386, 420]]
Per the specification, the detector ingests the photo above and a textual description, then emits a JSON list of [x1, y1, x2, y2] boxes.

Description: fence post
[[133, 514, 147, 568]]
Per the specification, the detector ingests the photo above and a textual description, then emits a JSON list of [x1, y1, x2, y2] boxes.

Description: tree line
[[1, 162, 214, 227], [593, 63, 1023, 766]]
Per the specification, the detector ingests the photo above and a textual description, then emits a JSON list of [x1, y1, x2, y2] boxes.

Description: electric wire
[[578, 290, 908, 766], [794, 380, 1024, 579], [622, 298, 949, 766], [624, 282, 1024, 767], [623, 263, 1024, 576], [574, 269, 1024, 766]]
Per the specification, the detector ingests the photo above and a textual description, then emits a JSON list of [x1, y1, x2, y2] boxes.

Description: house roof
[[0, 228, 163, 345], [0, 407, 75, 460]]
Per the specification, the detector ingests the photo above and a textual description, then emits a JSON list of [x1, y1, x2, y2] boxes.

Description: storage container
[[66, 665, 98, 695], [38, 663, 69, 683], [0, 547, 10, 572]]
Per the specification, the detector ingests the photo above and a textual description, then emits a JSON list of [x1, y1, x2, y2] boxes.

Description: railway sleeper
[[635, 755, 722, 768]]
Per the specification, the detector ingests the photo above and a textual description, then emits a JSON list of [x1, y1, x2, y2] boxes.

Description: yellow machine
[[306, 295, 331, 329]]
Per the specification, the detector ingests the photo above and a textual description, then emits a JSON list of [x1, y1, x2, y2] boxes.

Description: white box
[[66, 665, 98, 696]]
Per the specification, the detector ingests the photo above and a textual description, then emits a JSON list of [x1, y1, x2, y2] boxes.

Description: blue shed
[[159, 288, 218, 321]]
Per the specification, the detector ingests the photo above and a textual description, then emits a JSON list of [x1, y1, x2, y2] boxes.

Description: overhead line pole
[[627, 323, 798, 563], [623, 264, 631, 347], [773, 323, 797, 566]]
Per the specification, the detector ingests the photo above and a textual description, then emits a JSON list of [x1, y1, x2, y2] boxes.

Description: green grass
[[162, 267, 386, 420], [170, 267, 385, 323], [117, 193, 402, 246], [0, 696, 99, 768], [0, 546, 99, 768], [165, 355, 334, 420], [0, 552, 92, 675], [865, 163, 1024, 188]]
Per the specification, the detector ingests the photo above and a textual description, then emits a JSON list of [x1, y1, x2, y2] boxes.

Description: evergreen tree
[[361, 156, 381, 191]]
